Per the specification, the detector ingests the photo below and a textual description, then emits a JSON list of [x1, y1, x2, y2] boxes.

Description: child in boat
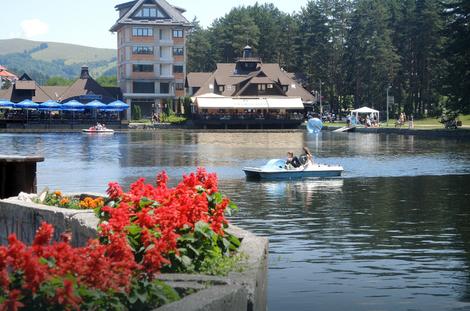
[[285, 151, 301, 169]]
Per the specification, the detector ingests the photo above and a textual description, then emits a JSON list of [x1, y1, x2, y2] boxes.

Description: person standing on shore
[[408, 114, 414, 128]]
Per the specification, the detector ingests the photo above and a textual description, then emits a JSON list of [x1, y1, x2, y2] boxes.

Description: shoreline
[[1, 124, 470, 139]]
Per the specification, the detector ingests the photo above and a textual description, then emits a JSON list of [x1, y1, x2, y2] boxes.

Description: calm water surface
[[1, 131, 470, 311]]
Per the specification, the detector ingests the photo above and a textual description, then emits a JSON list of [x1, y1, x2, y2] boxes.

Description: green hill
[[0, 38, 117, 82]]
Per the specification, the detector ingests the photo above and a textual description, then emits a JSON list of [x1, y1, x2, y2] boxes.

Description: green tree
[[187, 19, 215, 72], [298, 0, 352, 113], [210, 7, 260, 62], [45, 76, 74, 86], [442, 0, 470, 113], [346, 0, 399, 110], [96, 76, 117, 87]]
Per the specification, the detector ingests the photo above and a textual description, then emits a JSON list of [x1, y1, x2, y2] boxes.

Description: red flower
[[107, 182, 123, 199], [0, 290, 24, 311], [33, 222, 54, 247], [54, 280, 81, 310]]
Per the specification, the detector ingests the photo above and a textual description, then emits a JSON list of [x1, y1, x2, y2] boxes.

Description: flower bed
[[0, 169, 243, 310], [36, 191, 105, 210]]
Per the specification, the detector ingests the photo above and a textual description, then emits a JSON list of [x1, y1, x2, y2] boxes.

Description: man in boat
[[286, 151, 301, 169]]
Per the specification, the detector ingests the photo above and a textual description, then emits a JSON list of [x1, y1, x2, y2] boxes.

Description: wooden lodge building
[[0, 66, 122, 105], [186, 46, 314, 129]]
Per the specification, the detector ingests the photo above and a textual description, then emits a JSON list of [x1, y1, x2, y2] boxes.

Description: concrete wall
[[0, 197, 98, 247], [0, 196, 268, 311]]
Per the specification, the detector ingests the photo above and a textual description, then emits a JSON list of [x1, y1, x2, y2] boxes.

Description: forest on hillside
[[187, 0, 469, 117]]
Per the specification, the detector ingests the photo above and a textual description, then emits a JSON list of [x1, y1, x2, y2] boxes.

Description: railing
[[0, 111, 122, 123], [193, 113, 304, 121]]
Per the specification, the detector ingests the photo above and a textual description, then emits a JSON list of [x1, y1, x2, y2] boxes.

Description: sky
[[0, 0, 309, 49]]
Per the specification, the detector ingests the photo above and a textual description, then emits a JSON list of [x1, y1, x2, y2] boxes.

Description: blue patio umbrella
[[85, 100, 107, 110], [14, 99, 39, 109], [0, 100, 14, 109], [61, 100, 85, 124], [39, 100, 61, 111], [13, 100, 39, 122], [107, 100, 129, 110], [85, 100, 107, 121], [61, 100, 85, 111]]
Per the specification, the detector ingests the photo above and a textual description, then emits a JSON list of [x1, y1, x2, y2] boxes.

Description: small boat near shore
[[243, 159, 343, 180], [82, 124, 114, 134]]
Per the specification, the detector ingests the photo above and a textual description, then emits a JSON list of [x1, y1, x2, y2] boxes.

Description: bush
[[132, 105, 142, 120], [0, 223, 179, 310], [99, 168, 240, 275], [160, 113, 187, 124], [1, 169, 240, 310]]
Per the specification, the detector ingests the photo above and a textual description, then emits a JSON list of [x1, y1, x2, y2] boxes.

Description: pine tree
[[187, 19, 215, 72], [346, 0, 399, 110], [442, 0, 470, 113], [210, 8, 260, 62]]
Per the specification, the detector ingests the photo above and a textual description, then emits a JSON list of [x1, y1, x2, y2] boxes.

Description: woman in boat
[[300, 147, 314, 167]]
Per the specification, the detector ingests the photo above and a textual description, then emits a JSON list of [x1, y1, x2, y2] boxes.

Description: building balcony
[[159, 39, 173, 46], [130, 72, 158, 80]]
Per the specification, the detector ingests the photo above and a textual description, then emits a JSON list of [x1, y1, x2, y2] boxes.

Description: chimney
[[243, 45, 253, 58], [80, 65, 90, 79]]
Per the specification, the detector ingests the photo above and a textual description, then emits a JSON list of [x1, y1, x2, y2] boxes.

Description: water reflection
[[225, 175, 470, 311]]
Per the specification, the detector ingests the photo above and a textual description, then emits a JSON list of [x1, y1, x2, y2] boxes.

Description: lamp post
[[386, 85, 391, 126], [319, 79, 323, 115]]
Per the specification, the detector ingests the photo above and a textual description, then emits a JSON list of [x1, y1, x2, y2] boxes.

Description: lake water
[[1, 131, 470, 311]]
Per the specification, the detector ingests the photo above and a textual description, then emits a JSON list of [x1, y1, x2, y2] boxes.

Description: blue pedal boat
[[243, 159, 343, 180]]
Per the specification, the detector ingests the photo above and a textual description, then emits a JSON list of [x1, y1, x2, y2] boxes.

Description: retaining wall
[[0, 196, 268, 311]]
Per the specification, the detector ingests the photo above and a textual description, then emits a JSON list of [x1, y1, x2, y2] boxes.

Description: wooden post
[[0, 155, 44, 199]]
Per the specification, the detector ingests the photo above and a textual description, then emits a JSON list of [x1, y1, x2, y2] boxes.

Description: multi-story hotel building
[[110, 0, 192, 119]]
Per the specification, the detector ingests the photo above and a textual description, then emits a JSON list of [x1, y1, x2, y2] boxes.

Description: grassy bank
[[323, 114, 470, 129]]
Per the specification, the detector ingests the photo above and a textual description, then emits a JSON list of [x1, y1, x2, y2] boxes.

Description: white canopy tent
[[350, 106, 380, 126]]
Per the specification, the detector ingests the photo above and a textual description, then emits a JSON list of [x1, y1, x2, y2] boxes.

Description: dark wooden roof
[[1, 72, 120, 103], [60, 78, 112, 101], [186, 72, 212, 88], [188, 63, 314, 102]]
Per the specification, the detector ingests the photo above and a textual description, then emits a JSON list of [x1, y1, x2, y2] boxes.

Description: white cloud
[[20, 19, 49, 38]]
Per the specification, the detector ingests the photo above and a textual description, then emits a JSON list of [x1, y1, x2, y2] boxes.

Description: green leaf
[[181, 255, 192, 267], [126, 224, 142, 236]]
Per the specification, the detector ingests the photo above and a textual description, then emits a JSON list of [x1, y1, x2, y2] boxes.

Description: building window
[[132, 27, 153, 37], [173, 47, 184, 56], [134, 7, 166, 18], [160, 83, 170, 94], [258, 84, 266, 91], [133, 64, 154, 72], [267, 83, 274, 89], [175, 83, 184, 90], [218, 85, 225, 92], [132, 46, 154, 55], [133, 82, 155, 93], [173, 65, 184, 73], [282, 85, 288, 92], [172, 29, 183, 38]]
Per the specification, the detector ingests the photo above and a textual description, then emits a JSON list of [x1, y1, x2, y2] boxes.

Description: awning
[[196, 98, 269, 109], [195, 96, 304, 110], [231, 98, 268, 109], [196, 97, 233, 109], [267, 98, 304, 109]]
